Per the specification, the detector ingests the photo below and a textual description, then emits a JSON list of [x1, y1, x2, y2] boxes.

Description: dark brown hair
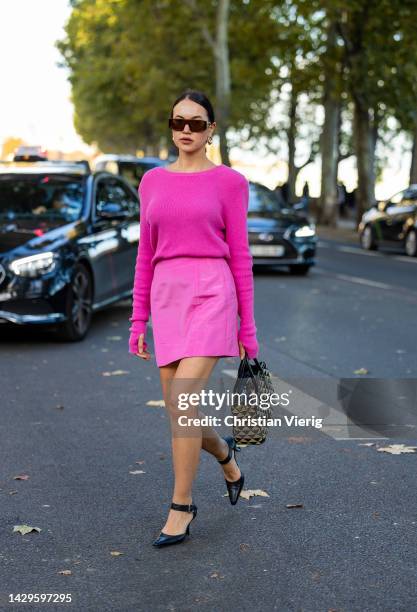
[[170, 89, 215, 123]]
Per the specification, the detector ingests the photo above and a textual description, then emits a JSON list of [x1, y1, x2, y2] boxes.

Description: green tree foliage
[[57, 0, 280, 153], [58, 0, 417, 212], [331, 0, 417, 216]]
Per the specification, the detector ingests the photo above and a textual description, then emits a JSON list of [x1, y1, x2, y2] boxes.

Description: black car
[[93, 155, 168, 190], [358, 185, 417, 256], [0, 161, 141, 340], [248, 182, 317, 274]]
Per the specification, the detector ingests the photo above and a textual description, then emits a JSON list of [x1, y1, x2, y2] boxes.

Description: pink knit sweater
[[128, 163, 259, 358]]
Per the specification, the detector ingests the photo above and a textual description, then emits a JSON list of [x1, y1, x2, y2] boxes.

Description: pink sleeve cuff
[[128, 319, 148, 354], [238, 327, 259, 359]]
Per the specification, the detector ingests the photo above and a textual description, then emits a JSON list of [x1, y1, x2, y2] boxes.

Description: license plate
[[250, 245, 285, 257]]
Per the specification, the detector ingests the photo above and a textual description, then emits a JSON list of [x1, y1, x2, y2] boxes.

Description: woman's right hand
[[134, 333, 151, 360]]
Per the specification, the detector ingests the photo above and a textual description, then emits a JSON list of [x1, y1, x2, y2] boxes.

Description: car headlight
[[9, 252, 59, 277], [294, 224, 316, 238]]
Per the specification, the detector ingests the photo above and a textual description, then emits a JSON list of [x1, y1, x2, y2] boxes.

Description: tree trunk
[[353, 100, 375, 227], [318, 19, 340, 227], [216, 0, 231, 165], [287, 86, 298, 204], [184, 0, 231, 165], [410, 117, 417, 184]]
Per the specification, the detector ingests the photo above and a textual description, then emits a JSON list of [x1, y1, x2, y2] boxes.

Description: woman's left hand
[[238, 340, 246, 360]]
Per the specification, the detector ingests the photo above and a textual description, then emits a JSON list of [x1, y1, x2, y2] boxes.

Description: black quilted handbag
[[231, 356, 274, 446]]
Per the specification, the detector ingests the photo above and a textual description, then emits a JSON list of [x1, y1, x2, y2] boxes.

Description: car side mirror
[[96, 202, 127, 219], [292, 202, 306, 211]]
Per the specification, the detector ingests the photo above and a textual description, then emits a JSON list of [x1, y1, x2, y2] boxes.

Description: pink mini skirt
[[150, 256, 240, 367]]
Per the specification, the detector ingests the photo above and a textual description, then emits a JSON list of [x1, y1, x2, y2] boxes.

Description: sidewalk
[[314, 218, 359, 244]]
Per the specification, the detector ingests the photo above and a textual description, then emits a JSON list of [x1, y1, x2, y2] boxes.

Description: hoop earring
[[207, 136, 213, 144]]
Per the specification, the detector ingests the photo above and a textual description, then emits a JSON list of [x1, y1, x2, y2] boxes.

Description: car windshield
[[249, 184, 282, 213], [0, 174, 86, 222]]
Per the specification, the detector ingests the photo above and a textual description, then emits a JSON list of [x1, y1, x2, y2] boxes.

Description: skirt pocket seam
[[220, 261, 230, 339]]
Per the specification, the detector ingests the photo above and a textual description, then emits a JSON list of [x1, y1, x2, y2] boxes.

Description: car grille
[[248, 234, 298, 258]]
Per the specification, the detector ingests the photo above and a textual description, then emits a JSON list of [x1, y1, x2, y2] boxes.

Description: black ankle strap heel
[[218, 435, 245, 506], [170, 502, 197, 514], [218, 435, 241, 465], [152, 502, 198, 548]]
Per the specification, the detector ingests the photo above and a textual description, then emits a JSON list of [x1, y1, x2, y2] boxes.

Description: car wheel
[[289, 264, 310, 275], [56, 263, 93, 341], [405, 229, 417, 257], [360, 225, 377, 250]]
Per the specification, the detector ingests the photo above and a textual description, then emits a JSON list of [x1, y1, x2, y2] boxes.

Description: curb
[[315, 223, 359, 245]]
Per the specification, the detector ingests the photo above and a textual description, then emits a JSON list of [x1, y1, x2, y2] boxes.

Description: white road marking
[[314, 269, 417, 300], [313, 269, 395, 290], [318, 242, 379, 258], [391, 255, 417, 264], [337, 245, 380, 257], [318, 241, 417, 263], [220, 369, 387, 441], [336, 437, 389, 440]]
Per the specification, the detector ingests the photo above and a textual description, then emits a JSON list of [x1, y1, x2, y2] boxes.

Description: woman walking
[[128, 89, 259, 547]]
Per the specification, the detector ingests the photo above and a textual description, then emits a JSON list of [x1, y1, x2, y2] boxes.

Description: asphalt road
[[1, 236, 416, 612]]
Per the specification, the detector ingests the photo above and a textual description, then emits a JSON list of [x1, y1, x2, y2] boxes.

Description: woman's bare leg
[[158, 356, 241, 535]]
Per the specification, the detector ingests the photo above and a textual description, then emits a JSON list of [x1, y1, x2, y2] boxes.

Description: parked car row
[[0, 156, 317, 342], [0, 159, 141, 340], [359, 185, 417, 257]]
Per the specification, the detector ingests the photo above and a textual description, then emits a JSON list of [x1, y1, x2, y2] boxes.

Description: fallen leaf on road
[[311, 570, 321, 582], [376, 444, 417, 454], [209, 571, 225, 580], [13, 474, 29, 480], [110, 551, 123, 556], [286, 503, 303, 509], [193, 596, 212, 604], [353, 367, 369, 375], [13, 525, 41, 535], [146, 400, 166, 407], [102, 369, 130, 376], [239, 543, 250, 552], [58, 570, 72, 575], [238, 489, 270, 500]]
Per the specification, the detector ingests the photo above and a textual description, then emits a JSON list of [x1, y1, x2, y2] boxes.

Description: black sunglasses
[[168, 118, 212, 132]]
